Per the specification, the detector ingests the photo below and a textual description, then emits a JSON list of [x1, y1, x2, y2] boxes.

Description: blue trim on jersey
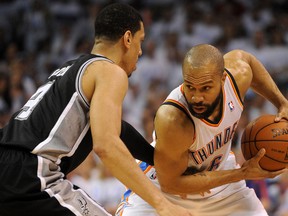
[[139, 161, 150, 171], [117, 161, 152, 215], [122, 189, 133, 201], [119, 162, 149, 202]]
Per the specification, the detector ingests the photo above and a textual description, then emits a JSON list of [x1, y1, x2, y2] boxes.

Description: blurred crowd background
[[0, 0, 287, 215]]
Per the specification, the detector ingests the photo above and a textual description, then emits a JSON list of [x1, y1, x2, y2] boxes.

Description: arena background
[[0, 0, 287, 215]]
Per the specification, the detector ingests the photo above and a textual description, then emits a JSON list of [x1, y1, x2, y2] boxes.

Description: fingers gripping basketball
[[241, 114, 288, 171]]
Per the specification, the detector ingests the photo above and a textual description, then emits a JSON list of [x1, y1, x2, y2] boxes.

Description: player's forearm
[[161, 168, 245, 195], [120, 120, 154, 165], [93, 137, 167, 210]]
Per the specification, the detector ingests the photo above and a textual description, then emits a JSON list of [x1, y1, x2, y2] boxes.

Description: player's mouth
[[192, 106, 206, 113]]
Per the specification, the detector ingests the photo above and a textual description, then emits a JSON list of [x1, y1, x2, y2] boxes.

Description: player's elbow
[[158, 177, 185, 194], [226, 49, 250, 59], [92, 135, 116, 159], [157, 179, 171, 193], [93, 143, 108, 158]]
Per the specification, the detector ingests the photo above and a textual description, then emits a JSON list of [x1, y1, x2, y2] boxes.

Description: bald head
[[183, 44, 224, 77]]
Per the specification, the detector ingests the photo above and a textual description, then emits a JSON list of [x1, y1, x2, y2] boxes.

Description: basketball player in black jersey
[[0, 3, 193, 216]]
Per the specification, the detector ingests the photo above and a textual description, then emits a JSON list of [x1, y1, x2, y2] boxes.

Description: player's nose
[[191, 95, 204, 103]]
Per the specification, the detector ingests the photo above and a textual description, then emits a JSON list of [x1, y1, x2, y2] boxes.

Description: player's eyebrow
[[184, 79, 214, 86]]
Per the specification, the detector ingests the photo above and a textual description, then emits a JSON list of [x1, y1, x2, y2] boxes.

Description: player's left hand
[[275, 103, 288, 122]]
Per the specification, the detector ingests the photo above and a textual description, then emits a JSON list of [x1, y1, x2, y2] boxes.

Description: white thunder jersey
[[160, 70, 243, 198], [116, 70, 268, 216]]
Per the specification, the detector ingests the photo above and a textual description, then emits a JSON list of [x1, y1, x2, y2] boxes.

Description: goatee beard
[[188, 91, 223, 119]]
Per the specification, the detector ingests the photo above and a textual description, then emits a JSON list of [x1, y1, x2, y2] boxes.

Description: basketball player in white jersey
[[0, 3, 193, 216], [116, 44, 288, 216]]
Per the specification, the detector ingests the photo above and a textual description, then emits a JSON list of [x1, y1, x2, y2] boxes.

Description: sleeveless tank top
[[0, 54, 113, 173], [162, 70, 243, 174]]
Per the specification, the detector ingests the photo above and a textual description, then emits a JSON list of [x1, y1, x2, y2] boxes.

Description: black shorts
[[0, 146, 111, 216]]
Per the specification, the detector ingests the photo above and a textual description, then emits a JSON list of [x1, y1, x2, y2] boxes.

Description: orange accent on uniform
[[226, 74, 244, 108]]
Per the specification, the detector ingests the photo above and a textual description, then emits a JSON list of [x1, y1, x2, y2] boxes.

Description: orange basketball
[[241, 114, 288, 171]]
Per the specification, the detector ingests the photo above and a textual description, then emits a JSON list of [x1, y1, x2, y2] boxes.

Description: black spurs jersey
[[0, 54, 112, 174]]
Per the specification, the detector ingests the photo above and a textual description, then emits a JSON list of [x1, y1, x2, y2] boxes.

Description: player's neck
[[91, 40, 122, 64]]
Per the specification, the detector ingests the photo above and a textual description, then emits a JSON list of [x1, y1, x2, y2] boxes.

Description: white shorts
[[116, 163, 268, 216]]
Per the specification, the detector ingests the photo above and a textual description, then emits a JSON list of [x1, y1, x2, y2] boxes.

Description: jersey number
[[15, 81, 54, 120], [207, 155, 223, 171]]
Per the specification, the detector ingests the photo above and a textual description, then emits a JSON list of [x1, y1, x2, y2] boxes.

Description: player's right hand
[[242, 148, 288, 179]]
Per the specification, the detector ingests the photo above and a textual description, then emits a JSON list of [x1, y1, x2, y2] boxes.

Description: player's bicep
[[224, 50, 253, 100], [154, 135, 188, 183], [89, 64, 128, 145], [154, 107, 191, 189]]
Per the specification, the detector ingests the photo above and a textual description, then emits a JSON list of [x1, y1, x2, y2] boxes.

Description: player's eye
[[186, 85, 194, 90], [203, 86, 211, 91]]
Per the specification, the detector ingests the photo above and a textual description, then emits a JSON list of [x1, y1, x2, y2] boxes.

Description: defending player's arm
[[154, 103, 285, 195], [84, 61, 192, 216], [120, 120, 154, 165], [224, 50, 288, 121]]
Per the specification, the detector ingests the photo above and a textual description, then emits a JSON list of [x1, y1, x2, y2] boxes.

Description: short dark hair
[[184, 44, 224, 76], [94, 3, 143, 42]]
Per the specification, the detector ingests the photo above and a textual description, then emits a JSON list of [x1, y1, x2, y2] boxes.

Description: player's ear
[[222, 70, 227, 81], [123, 30, 132, 49], [221, 70, 227, 84]]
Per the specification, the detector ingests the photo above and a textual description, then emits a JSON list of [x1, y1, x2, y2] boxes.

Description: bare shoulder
[[155, 104, 191, 130], [81, 60, 128, 102], [154, 103, 195, 159], [87, 60, 127, 80], [224, 50, 251, 73], [223, 50, 253, 98]]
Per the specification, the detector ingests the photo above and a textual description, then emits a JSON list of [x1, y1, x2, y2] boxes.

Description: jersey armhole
[[76, 57, 114, 108], [225, 68, 244, 107]]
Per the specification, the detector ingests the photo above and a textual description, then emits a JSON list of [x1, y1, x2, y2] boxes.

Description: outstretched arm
[[84, 61, 193, 216]]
